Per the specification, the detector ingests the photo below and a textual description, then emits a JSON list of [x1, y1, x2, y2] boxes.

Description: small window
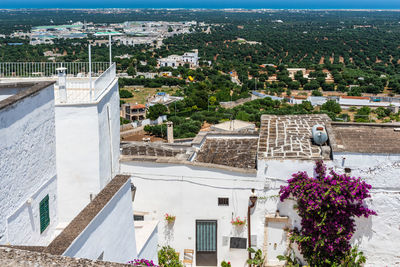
[[134, 215, 144, 221], [39, 195, 50, 233], [218, 197, 229, 206]]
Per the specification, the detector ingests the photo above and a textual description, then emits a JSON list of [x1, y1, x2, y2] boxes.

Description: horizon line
[[2, 8, 400, 11]]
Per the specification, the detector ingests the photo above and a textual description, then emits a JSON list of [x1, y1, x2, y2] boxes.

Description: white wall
[[121, 161, 265, 267], [137, 225, 159, 264], [55, 103, 100, 223], [122, 155, 400, 266], [97, 80, 120, 189], [63, 180, 138, 263], [0, 84, 58, 245], [332, 153, 400, 266], [55, 79, 120, 224]]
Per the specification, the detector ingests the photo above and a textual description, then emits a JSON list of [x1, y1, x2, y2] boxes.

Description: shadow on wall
[[163, 221, 175, 245], [352, 215, 374, 244]]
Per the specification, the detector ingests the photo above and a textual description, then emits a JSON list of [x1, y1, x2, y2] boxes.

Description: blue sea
[[1, 0, 400, 9]]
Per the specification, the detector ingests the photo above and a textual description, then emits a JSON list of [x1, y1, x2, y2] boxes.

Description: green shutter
[[196, 221, 217, 252], [39, 195, 50, 233]]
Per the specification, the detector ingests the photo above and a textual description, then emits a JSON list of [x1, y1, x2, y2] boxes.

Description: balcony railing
[[0, 62, 110, 78], [0, 62, 116, 104]]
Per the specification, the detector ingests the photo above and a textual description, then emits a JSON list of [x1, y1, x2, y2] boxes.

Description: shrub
[[128, 259, 158, 266], [279, 161, 376, 266], [120, 89, 133, 98], [221, 260, 231, 267], [158, 246, 183, 267], [120, 117, 130, 125]]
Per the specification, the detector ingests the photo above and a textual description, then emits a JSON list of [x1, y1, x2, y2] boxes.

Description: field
[[120, 86, 180, 104]]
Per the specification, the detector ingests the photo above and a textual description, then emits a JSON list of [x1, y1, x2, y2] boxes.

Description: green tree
[[321, 100, 342, 114], [147, 104, 168, 120], [312, 90, 323, 96], [119, 89, 133, 98]]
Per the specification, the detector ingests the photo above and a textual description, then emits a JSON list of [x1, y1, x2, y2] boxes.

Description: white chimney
[[167, 121, 174, 144]]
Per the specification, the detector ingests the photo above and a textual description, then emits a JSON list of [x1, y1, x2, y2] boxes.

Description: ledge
[[121, 155, 257, 175], [44, 175, 130, 256], [0, 81, 55, 111]]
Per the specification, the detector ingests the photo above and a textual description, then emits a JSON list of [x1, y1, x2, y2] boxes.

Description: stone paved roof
[[258, 114, 331, 160], [0, 247, 129, 266], [195, 136, 259, 169], [330, 122, 400, 154], [121, 142, 189, 158]]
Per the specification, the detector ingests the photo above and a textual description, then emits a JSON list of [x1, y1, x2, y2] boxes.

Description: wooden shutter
[[39, 195, 50, 233]]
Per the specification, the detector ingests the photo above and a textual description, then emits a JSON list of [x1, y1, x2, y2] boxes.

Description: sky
[[1, 0, 400, 9]]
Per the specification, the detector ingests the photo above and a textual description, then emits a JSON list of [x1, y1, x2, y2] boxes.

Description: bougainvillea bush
[[127, 259, 158, 266], [279, 160, 376, 266]]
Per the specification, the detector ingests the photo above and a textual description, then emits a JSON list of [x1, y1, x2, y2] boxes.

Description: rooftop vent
[[312, 124, 328, 145]]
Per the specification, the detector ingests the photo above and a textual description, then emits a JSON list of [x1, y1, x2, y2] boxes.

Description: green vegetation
[[119, 89, 133, 98], [3, 10, 400, 140], [158, 246, 183, 267]]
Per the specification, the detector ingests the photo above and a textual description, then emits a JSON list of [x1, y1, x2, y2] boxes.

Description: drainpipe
[[248, 189, 258, 264]]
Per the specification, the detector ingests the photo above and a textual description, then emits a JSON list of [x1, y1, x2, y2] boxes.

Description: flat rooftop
[[330, 122, 400, 154], [0, 82, 55, 110], [258, 114, 331, 160], [210, 119, 255, 132]]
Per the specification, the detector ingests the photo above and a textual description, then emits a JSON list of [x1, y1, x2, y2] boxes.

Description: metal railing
[[0, 62, 110, 78]]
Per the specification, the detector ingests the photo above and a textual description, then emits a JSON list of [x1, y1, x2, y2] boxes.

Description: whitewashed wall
[[97, 80, 120, 189], [55, 79, 120, 224], [0, 84, 58, 245], [63, 180, 138, 263], [332, 153, 400, 266], [122, 155, 400, 266], [121, 162, 265, 267], [137, 225, 159, 264], [55, 103, 100, 223]]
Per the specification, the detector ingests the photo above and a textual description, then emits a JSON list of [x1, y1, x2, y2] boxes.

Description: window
[[39, 195, 50, 233], [134, 215, 144, 221], [218, 197, 229, 206]]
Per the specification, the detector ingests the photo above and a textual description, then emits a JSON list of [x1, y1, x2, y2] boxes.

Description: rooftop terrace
[[0, 62, 116, 104]]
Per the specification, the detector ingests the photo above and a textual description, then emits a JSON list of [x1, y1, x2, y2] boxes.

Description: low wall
[[220, 97, 252, 109], [45, 175, 137, 264]]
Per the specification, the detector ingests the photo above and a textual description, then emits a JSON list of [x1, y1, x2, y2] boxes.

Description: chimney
[[56, 67, 67, 103], [166, 121, 174, 143]]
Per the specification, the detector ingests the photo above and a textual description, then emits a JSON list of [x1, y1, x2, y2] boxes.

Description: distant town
[[1, 8, 400, 267]]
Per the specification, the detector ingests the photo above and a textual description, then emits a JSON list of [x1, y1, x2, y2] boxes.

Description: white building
[[158, 49, 199, 69], [120, 114, 400, 266], [0, 82, 58, 246], [0, 62, 158, 265]]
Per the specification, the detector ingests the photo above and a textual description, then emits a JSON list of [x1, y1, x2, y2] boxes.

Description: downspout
[[248, 188, 258, 265]]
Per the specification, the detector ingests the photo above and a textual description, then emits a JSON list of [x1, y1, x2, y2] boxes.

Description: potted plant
[[221, 260, 232, 267], [165, 213, 176, 223], [231, 216, 246, 226]]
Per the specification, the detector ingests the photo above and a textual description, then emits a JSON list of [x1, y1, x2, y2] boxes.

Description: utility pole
[[89, 44, 92, 101], [109, 34, 112, 67]]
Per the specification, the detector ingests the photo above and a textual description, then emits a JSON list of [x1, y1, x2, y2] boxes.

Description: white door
[[266, 221, 287, 266]]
